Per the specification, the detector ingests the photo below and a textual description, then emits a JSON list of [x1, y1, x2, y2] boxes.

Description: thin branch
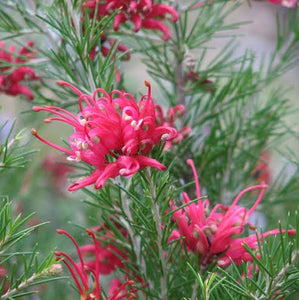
[[145, 168, 168, 300], [268, 249, 299, 296], [119, 180, 153, 291], [1, 272, 41, 300]]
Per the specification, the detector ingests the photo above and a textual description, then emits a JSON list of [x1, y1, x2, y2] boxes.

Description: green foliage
[[0, 120, 34, 170], [0, 197, 62, 299], [219, 225, 299, 299]]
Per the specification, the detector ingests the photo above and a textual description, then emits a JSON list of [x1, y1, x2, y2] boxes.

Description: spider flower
[[83, 0, 179, 40], [0, 41, 39, 100], [169, 160, 296, 268], [32, 81, 177, 191], [55, 229, 135, 300]]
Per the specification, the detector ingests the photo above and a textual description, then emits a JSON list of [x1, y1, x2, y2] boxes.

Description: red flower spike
[[32, 81, 177, 191], [169, 160, 296, 268], [83, 1, 178, 41], [0, 40, 39, 100]]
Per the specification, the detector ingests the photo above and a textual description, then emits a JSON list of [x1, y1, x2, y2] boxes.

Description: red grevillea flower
[[155, 104, 191, 150], [83, 0, 178, 40], [169, 159, 296, 269], [55, 229, 135, 300], [0, 41, 39, 100], [32, 81, 177, 191]]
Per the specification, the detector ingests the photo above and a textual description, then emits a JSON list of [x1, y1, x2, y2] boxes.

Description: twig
[[1, 272, 41, 299], [119, 180, 154, 291], [145, 168, 168, 300]]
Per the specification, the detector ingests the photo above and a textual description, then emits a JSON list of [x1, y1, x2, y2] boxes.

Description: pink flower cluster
[[32, 81, 178, 191], [55, 229, 136, 300], [169, 160, 296, 269], [0, 41, 39, 100], [83, 0, 178, 40]]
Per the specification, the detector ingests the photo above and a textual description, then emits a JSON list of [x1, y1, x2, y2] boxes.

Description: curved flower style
[[169, 160, 296, 268], [83, 0, 179, 40], [155, 104, 191, 150], [32, 81, 177, 191], [0, 41, 39, 100], [55, 229, 135, 300], [78, 221, 128, 275]]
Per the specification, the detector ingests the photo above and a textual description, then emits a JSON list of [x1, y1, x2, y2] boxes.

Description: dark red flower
[[0, 41, 39, 100], [32, 81, 177, 190], [83, 0, 178, 40]]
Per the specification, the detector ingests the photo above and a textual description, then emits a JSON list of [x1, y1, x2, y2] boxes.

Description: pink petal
[[149, 4, 179, 22], [130, 13, 143, 32], [6, 83, 34, 100], [142, 17, 171, 41], [114, 12, 127, 31]]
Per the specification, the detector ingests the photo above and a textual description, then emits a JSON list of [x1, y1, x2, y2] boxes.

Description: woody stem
[[145, 168, 168, 300], [119, 179, 153, 290]]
